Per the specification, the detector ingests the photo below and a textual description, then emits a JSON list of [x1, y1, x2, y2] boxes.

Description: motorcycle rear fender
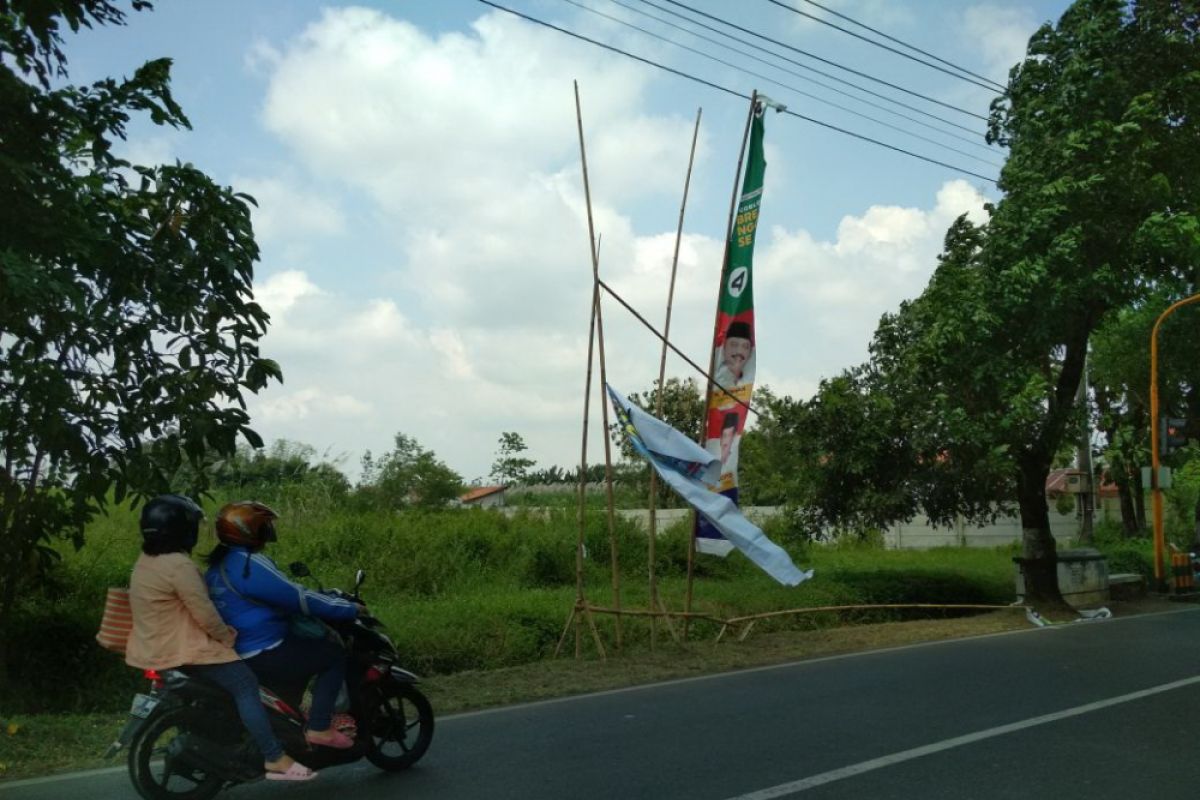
[[103, 716, 147, 759], [388, 665, 421, 683]]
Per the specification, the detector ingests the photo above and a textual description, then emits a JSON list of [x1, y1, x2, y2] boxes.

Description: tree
[[0, 0, 281, 668], [785, 0, 1199, 603], [735, 386, 793, 506], [489, 432, 535, 485], [358, 433, 463, 510]]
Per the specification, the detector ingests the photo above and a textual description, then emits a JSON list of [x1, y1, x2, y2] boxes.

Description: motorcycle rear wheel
[[128, 706, 225, 800], [365, 683, 435, 771]]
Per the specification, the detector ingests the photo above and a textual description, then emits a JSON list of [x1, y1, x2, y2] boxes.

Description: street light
[[1149, 293, 1200, 591]]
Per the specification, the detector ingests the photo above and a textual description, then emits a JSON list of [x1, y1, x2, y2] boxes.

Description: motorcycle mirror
[[355, 569, 366, 590], [289, 561, 311, 578]]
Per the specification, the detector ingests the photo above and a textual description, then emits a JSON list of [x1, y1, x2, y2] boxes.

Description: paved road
[[7, 608, 1200, 800]]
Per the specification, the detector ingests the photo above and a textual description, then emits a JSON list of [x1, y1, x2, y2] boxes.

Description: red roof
[[459, 485, 507, 503]]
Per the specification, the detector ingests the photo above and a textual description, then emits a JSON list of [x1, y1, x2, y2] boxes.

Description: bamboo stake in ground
[[686, 91, 759, 638], [570, 98, 602, 660], [647, 107, 702, 650], [574, 80, 622, 651]]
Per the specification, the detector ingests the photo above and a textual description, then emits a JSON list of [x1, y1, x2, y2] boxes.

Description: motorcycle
[[108, 565, 434, 800]]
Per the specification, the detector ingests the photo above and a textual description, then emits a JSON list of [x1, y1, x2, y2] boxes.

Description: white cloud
[[237, 7, 994, 480], [256, 270, 324, 316], [245, 179, 986, 479], [960, 4, 1039, 77], [118, 136, 175, 168], [258, 387, 371, 423], [233, 175, 345, 243]]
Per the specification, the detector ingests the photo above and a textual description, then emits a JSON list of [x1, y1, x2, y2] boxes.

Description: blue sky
[[61, 0, 1071, 481]]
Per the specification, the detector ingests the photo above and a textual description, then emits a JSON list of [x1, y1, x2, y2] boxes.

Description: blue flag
[[607, 385, 812, 587]]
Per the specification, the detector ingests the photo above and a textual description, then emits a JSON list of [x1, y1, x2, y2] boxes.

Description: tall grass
[[4, 492, 1019, 714]]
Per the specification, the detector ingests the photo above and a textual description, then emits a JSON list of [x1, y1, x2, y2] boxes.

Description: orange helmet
[[215, 501, 279, 551]]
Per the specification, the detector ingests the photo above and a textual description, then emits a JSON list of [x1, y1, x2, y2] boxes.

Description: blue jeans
[[246, 634, 346, 731], [184, 661, 284, 762]]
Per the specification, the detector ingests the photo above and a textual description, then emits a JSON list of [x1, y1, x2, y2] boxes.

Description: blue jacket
[[204, 547, 357, 657]]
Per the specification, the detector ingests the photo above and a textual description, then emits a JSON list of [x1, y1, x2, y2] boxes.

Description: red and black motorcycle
[[108, 566, 434, 800]]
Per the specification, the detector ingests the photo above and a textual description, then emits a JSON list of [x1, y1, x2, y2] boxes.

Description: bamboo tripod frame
[[558, 88, 1045, 660], [560, 83, 710, 658]]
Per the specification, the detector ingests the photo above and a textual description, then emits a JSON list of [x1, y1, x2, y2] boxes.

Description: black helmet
[[140, 494, 203, 555]]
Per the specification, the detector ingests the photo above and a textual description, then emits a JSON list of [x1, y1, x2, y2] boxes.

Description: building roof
[[1045, 468, 1119, 498], [459, 485, 508, 503]]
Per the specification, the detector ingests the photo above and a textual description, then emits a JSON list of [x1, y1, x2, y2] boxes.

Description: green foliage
[[0, 0, 279, 665], [760, 1, 1200, 604], [1164, 451, 1200, 548], [489, 431, 536, 485], [357, 433, 464, 510], [3, 495, 1026, 713], [737, 386, 793, 506]]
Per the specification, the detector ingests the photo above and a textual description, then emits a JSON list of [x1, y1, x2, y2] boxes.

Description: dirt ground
[[424, 596, 1186, 715]]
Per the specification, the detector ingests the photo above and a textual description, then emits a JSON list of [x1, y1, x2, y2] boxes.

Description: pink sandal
[[305, 728, 354, 749], [265, 762, 317, 781]]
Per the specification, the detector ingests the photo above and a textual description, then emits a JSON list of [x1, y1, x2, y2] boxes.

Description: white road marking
[[722, 674, 1200, 800]]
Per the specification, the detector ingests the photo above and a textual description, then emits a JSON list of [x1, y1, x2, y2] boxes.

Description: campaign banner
[[608, 385, 810, 587], [697, 100, 768, 556]]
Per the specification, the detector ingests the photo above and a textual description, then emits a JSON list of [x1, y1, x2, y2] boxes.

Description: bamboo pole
[[574, 81, 623, 650], [571, 88, 602, 660], [647, 107, 702, 650], [714, 603, 1031, 642], [685, 91, 759, 637], [585, 603, 727, 627], [553, 605, 577, 658]]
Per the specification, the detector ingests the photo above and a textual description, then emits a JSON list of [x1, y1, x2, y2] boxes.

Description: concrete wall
[[505, 504, 1091, 549], [500, 499, 1114, 549]]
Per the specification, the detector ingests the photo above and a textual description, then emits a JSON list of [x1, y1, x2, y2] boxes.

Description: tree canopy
[[0, 0, 280, 654], [359, 433, 464, 510], [773, 0, 1199, 602]]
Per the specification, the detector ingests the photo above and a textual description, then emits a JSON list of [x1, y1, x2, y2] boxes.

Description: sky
[[61, 0, 1072, 483]]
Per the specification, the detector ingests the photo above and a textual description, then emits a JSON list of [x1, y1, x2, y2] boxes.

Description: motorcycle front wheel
[[365, 683, 435, 771], [128, 706, 224, 800]]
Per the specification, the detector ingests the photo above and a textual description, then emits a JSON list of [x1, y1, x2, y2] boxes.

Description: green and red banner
[[696, 100, 768, 556]]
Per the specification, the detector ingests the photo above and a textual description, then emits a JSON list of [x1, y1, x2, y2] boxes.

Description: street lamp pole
[[1149, 293, 1200, 591]]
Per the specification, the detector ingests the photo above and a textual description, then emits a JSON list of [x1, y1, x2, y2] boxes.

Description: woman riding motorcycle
[[126, 495, 316, 782], [204, 501, 360, 749]]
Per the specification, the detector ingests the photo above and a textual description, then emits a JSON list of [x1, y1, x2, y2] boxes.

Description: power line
[[636, 0, 993, 142], [762, 0, 1004, 93], [561, 0, 1002, 167], [604, 0, 999, 157], [474, 0, 999, 184], [796, 0, 1008, 92], [656, 0, 989, 122]]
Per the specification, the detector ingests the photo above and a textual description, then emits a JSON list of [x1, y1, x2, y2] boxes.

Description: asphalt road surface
[[6, 607, 1200, 800]]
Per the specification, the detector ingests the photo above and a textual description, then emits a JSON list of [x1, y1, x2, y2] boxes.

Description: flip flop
[[265, 762, 318, 781], [305, 728, 354, 749]]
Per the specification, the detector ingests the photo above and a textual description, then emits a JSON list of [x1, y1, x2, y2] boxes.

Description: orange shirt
[[125, 552, 239, 670]]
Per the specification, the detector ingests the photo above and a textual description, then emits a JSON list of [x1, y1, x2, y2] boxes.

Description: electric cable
[[598, 278, 759, 418], [637, 0, 990, 141], [603, 0, 998, 155], [762, 0, 1005, 93], [656, 0, 989, 122], [561, 0, 1002, 167], [474, 0, 999, 184], [796, 0, 1008, 92]]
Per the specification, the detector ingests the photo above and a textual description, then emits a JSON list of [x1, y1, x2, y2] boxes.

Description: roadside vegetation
[[0, 472, 1159, 780], [1, 0, 1197, 784]]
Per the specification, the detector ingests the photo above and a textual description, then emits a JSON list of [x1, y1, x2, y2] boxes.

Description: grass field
[[0, 492, 1156, 780]]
